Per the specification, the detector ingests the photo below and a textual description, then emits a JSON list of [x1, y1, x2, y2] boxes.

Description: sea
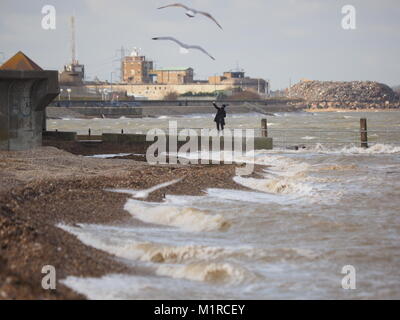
[[49, 111, 400, 299]]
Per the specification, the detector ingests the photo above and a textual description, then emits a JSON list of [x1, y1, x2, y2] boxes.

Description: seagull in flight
[[105, 178, 182, 199], [152, 37, 215, 60], [158, 3, 223, 30]]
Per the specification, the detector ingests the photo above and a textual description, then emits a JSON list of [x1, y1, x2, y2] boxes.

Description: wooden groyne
[[43, 120, 274, 153], [43, 131, 273, 152]]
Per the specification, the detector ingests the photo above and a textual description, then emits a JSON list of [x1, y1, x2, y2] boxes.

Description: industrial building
[[209, 71, 245, 84], [121, 49, 194, 85], [54, 15, 269, 100], [151, 67, 194, 85], [112, 51, 268, 98], [208, 71, 267, 94], [59, 63, 85, 85], [59, 16, 85, 86], [58, 38, 268, 99], [122, 51, 153, 84]]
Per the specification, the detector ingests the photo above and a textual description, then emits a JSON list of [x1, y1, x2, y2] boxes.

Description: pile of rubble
[[287, 81, 400, 109]]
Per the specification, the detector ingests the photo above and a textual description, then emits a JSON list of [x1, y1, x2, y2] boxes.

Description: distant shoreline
[[46, 104, 303, 119]]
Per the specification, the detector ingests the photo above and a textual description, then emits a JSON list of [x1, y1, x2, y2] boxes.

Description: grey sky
[[0, 0, 399, 89]]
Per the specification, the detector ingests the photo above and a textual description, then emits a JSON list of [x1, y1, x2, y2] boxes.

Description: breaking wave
[[336, 144, 400, 154], [234, 176, 313, 196], [58, 224, 230, 263], [294, 143, 400, 154], [234, 154, 315, 198], [206, 188, 300, 204], [59, 223, 320, 266], [124, 199, 231, 232], [155, 262, 255, 284], [230, 154, 344, 204], [135, 243, 227, 264]]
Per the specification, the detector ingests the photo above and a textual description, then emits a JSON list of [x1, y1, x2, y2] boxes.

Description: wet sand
[[0, 147, 253, 300]]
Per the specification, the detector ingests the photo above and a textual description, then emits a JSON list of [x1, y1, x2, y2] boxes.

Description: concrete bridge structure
[[0, 52, 59, 150]]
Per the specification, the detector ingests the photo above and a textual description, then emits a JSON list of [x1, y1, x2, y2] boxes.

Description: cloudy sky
[[0, 0, 399, 89]]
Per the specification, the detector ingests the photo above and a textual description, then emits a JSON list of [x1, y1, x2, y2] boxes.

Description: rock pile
[[287, 81, 399, 109]]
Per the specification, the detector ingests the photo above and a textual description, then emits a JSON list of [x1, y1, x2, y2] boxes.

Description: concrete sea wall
[[99, 133, 273, 151]]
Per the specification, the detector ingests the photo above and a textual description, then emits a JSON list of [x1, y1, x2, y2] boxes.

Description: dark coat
[[213, 103, 226, 124]]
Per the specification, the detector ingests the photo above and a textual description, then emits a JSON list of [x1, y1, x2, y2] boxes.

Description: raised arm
[[213, 102, 220, 110]]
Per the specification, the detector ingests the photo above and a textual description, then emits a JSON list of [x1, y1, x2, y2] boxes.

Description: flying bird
[[105, 178, 182, 199], [152, 37, 216, 60], [158, 3, 223, 30]]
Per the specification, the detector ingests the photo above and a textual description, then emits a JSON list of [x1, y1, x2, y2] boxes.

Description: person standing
[[213, 101, 227, 131]]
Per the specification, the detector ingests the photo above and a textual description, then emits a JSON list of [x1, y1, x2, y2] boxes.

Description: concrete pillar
[[0, 51, 59, 150]]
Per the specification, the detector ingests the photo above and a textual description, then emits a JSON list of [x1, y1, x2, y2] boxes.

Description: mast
[[70, 16, 77, 65]]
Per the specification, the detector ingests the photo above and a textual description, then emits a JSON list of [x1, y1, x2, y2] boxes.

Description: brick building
[[208, 71, 267, 94], [151, 67, 194, 85], [122, 55, 153, 84]]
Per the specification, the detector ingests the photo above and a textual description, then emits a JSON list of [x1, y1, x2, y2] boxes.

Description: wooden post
[[88, 128, 91, 137], [360, 118, 368, 148], [261, 119, 268, 137]]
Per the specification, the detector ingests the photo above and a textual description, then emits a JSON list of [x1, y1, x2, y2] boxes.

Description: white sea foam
[[164, 194, 205, 205], [300, 143, 400, 154], [61, 273, 249, 300], [230, 153, 341, 204], [61, 274, 225, 300], [155, 262, 254, 284], [254, 154, 311, 176], [338, 144, 400, 154], [233, 176, 314, 197], [175, 151, 312, 174], [124, 199, 230, 232], [58, 223, 230, 263], [224, 144, 400, 157], [86, 153, 133, 159], [61, 274, 139, 300], [59, 223, 319, 265], [206, 188, 301, 205]]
